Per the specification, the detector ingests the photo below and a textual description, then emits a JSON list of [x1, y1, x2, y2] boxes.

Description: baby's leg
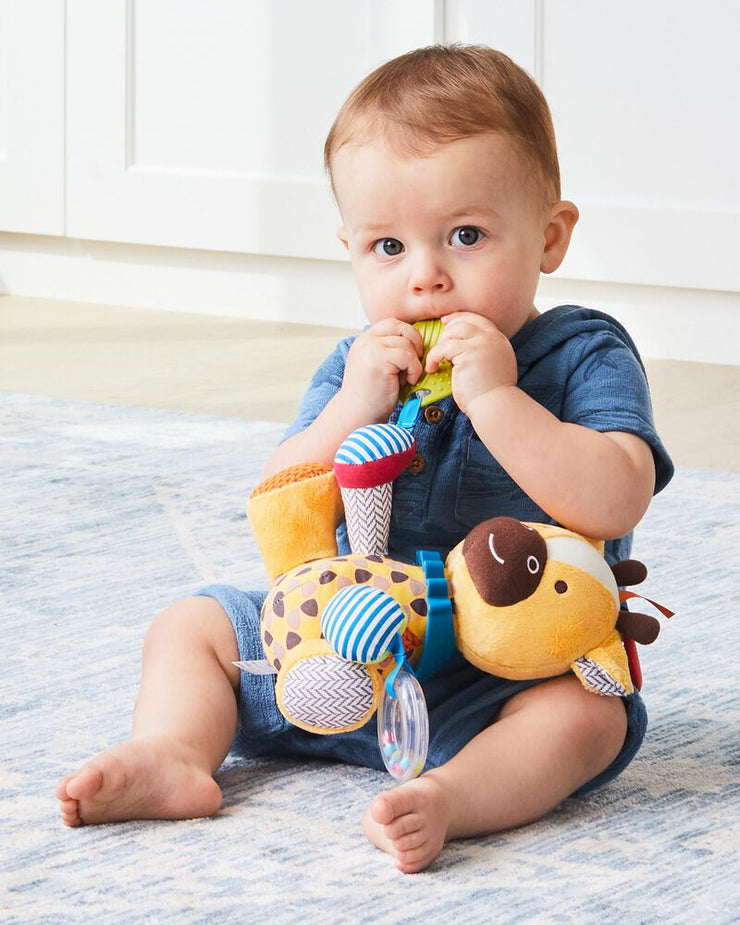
[[56, 596, 241, 826], [363, 674, 627, 873]]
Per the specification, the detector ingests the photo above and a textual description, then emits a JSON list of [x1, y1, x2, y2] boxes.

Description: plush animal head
[[446, 516, 666, 694]]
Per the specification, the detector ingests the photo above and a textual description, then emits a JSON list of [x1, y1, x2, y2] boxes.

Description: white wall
[[1, 0, 738, 364]]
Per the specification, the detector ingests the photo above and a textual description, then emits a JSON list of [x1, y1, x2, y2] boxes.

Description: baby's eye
[[373, 238, 404, 257], [450, 226, 483, 247]]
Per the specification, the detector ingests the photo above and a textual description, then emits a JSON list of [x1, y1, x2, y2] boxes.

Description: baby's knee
[[554, 678, 628, 770], [506, 675, 627, 763], [144, 596, 233, 653]]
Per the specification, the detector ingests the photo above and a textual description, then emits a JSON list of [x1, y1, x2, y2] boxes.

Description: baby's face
[[332, 132, 553, 338]]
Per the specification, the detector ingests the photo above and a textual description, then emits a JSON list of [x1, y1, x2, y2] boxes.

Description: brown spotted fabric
[[261, 554, 429, 672]]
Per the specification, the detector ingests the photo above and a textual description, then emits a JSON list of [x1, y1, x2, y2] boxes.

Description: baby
[[57, 44, 673, 874]]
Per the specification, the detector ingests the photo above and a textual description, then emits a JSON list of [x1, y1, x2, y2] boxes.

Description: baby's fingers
[[424, 342, 444, 373], [389, 341, 424, 385], [424, 334, 466, 372], [441, 311, 499, 332], [370, 318, 424, 356]]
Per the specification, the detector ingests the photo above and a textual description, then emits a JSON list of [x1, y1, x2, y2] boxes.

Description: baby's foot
[[56, 739, 222, 826], [362, 775, 451, 873]]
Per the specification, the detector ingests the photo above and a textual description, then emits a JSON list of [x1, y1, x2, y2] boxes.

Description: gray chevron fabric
[[341, 483, 392, 555], [280, 655, 376, 729]]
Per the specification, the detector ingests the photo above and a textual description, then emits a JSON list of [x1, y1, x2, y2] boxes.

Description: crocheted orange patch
[[250, 463, 333, 498]]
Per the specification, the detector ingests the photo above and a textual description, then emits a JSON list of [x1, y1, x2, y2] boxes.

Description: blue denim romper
[[199, 306, 674, 793]]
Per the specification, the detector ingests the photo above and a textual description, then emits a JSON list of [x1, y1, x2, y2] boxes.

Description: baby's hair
[[325, 43, 561, 206]]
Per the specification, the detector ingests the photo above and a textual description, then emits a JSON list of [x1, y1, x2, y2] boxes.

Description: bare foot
[[56, 739, 223, 826], [362, 775, 451, 873]]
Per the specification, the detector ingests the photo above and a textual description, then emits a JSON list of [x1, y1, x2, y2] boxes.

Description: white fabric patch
[[544, 536, 619, 606], [233, 659, 278, 675]]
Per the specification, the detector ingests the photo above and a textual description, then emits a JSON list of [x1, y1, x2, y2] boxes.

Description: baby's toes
[[369, 792, 396, 826], [59, 798, 81, 827], [371, 788, 418, 826], [395, 843, 436, 875], [55, 774, 75, 801], [391, 828, 427, 853], [384, 811, 422, 842]]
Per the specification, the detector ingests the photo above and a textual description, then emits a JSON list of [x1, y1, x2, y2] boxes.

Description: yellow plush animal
[[240, 423, 672, 757]]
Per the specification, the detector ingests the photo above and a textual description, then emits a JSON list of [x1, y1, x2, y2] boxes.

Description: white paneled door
[[2, 0, 738, 301], [0, 0, 64, 235], [65, 0, 439, 260], [446, 0, 740, 293]]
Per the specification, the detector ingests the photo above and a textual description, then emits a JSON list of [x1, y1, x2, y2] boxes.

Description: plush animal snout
[[461, 517, 548, 606]]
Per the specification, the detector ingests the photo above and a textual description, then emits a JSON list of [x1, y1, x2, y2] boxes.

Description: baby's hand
[[424, 312, 517, 415], [341, 319, 424, 422]]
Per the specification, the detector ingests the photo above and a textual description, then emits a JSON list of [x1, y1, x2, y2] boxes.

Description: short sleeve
[[280, 335, 355, 443], [561, 332, 674, 495]]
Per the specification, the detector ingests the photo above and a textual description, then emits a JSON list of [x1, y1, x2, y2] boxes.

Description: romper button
[[424, 405, 443, 424], [409, 453, 426, 475]]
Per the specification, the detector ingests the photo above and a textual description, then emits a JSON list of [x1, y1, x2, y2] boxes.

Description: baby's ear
[[541, 201, 579, 274], [336, 227, 349, 251]]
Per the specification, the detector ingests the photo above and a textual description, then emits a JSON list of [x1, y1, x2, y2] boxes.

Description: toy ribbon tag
[[619, 590, 675, 618], [617, 591, 674, 691]]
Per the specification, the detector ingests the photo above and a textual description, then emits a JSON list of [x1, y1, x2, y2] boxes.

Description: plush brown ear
[[616, 610, 661, 645], [611, 559, 648, 587]]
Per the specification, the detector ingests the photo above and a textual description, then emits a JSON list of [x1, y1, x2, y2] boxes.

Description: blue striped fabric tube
[[334, 424, 414, 465], [321, 585, 406, 664]]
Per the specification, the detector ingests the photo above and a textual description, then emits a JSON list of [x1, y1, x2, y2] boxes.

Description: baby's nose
[[408, 255, 452, 294]]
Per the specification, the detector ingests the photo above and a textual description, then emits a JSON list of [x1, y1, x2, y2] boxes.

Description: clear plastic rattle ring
[[377, 667, 429, 783]]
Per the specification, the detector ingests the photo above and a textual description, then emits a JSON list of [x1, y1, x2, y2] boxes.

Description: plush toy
[[238, 321, 673, 780]]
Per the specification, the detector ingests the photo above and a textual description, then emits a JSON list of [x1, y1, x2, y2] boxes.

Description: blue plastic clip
[[397, 395, 423, 430], [385, 633, 411, 699], [414, 550, 456, 682]]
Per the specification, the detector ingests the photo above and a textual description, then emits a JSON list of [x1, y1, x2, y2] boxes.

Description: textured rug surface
[[1, 393, 738, 924]]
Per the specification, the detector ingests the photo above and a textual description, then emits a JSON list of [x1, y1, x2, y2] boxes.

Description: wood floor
[[1, 294, 738, 472]]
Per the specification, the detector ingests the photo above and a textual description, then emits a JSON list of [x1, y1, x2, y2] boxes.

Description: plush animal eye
[[555, 580, 568, 594], [527, 556, 540, 574]]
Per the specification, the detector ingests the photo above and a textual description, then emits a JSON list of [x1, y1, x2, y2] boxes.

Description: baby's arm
[[470, 389, 654, 538], [425, 312, 655, 539], [262, 319, 423, 478]]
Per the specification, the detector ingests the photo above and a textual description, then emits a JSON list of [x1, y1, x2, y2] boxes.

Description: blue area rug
[[1, 393, 738, 923]]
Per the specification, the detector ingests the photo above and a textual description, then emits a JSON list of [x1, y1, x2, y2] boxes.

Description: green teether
[[399, 319, 453, 407]]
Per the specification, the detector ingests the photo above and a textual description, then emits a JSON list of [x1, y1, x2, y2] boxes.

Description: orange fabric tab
[[250, 463, 333, 498]]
